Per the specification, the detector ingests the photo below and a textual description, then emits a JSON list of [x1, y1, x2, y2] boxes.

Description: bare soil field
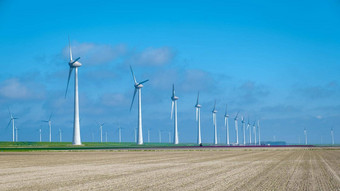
[[0, 147, 340, 191]]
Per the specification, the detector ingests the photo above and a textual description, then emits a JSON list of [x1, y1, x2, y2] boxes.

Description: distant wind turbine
[[241, 116, 245, 145], [129, 66, 149, 145], [118, 126, 123, 143], [105, 131, 108, 142], [97, 122, 104, 143], [15, 127, 18, 142], [42, 112, 53, 142], [159, 130, 162, 143], [168, 131, 171, 143], [195, 92, 202, 145], [234, 112, 239, 145], [134, 128, 137, 143], [258, 120, 261, 145], [247, 118, 251, 144], [171, 84, 179, 144], [212, 100, 218, 145], [147, 129, 151, 143], [7, 108, 18, 142], [224, 105, 229, 145], [331, 128, 334, 145], [59, 128, 62, 142], [39, 129, 42, 142], [304, 128, 307, 145], [65, 37, 82, 145], [253, 121, 257, 145]]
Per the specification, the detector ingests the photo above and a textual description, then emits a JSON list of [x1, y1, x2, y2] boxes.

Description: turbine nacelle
[[195, 104, 201, 108], [69, 59, 82, 68], [171, 96, 179, 101], [134, 83, 144, 89]]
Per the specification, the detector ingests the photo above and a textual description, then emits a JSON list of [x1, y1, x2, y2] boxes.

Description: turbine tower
[[42, 112, 53, 142], [234, 112, 239, 145], [304, 128, 307, 145], [331, 128, 334, 145], [253, 121, 257, 145], [15, 127, 18, 142], [129, 66, 149, 145], [224, 105, 229, 145], [97, 122, 104, 143], [65, 37, 82, 145], [171, 84, 179, 144], [118, 126, 122, 143], [258, 120, 261, 145], [241, 116, 245, 145], [212, 100, 218, 145], [147, 129, 150, 143], [247, 118, 251, 144], [59, 128, 62, 142], [39, 129, 42, 142], [7, 108, 18, 142], [195, 92, 202, 145]]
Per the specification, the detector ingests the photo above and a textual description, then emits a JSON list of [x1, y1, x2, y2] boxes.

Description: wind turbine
[[258, 120, 261, 145], [42, 112, 53, 142], [247, 118, 251, 144], [147, 128, 151, 143], [134, 128, 137, 143], [331, 128, 334, 145], [168, 131, 171, 143], [129, 66, 149, 145], [241, 116, 245, 145], [234, 112, 239, 145], [65, 37, 82, 145], [118, 126, 123, 143], [97, 122, 104, 143], [15, 127, 18, 142], [59, 128, 62, 142], [105, 131, 108, 142], [159, 130, 162, 143], [212, 100, 218, 145], [224, 105, 229, 145], [171, 84, 179, 144], [195, 92, 202, 145], [7, 108, 18, 142], [39, 129, 42, 142], [304, 128, 307, 145], [253, 121, 257, 145]]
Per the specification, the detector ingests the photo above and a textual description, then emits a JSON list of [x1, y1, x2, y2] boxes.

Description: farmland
[[0, 147, 340, 190]]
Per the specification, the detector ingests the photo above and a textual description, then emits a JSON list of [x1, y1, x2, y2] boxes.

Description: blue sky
[[0, 0, 339, 144]]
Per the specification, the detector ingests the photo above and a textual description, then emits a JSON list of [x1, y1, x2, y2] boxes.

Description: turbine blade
[[139, 79, 149, 85], [130, 65, 137, 84], [6, 120, 11, 128], [196, 92, 200, 105], [130, 88, 137, 111], [41, 120, 49, 122], [224, 116, 227, 127], [71, 57, 80, 64], [171, 101, 174, 119], [49, 112, 53, 121], [65, 67, 73, 98], [225, 104, 228, 115], [68, 36, 72, 61], [196, 108, 198, 121], [172, 84, 175, 97], [214, 100, 216, 110]]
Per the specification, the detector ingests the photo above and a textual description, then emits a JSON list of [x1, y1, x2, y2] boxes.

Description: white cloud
[[0, 78, 44, 100], [130, 47, 174, 66]]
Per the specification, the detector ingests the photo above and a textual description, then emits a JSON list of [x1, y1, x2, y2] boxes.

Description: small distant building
[[261, 141, 286, 146]]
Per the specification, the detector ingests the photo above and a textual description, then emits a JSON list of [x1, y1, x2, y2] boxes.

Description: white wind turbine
[[258, 120, 261, 145], [212, 100, 218, 145], [159, 130, 162, 143], [195, 92, 202, 145], [234, 112, 239, 145], [147, 129, 151, 143], [253, 121, 257, 145], [42, 113, 53, 142], [15, 127, 18, 142], [39, 129, 42, 142], [59, 128, 62, 142], [331, 128, 334, 145], [7, 108, 18, 142], [129, 66, 149, 145], [224, 105, 229, 145], [118, 126, 123, 143], [242, 116, 245, 145], [65, 37, 82, 145], [97, 122, 104, 143], [304, 128, 307, 145], [247, 118, 251, 144], [171, 84, 179, 144]]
